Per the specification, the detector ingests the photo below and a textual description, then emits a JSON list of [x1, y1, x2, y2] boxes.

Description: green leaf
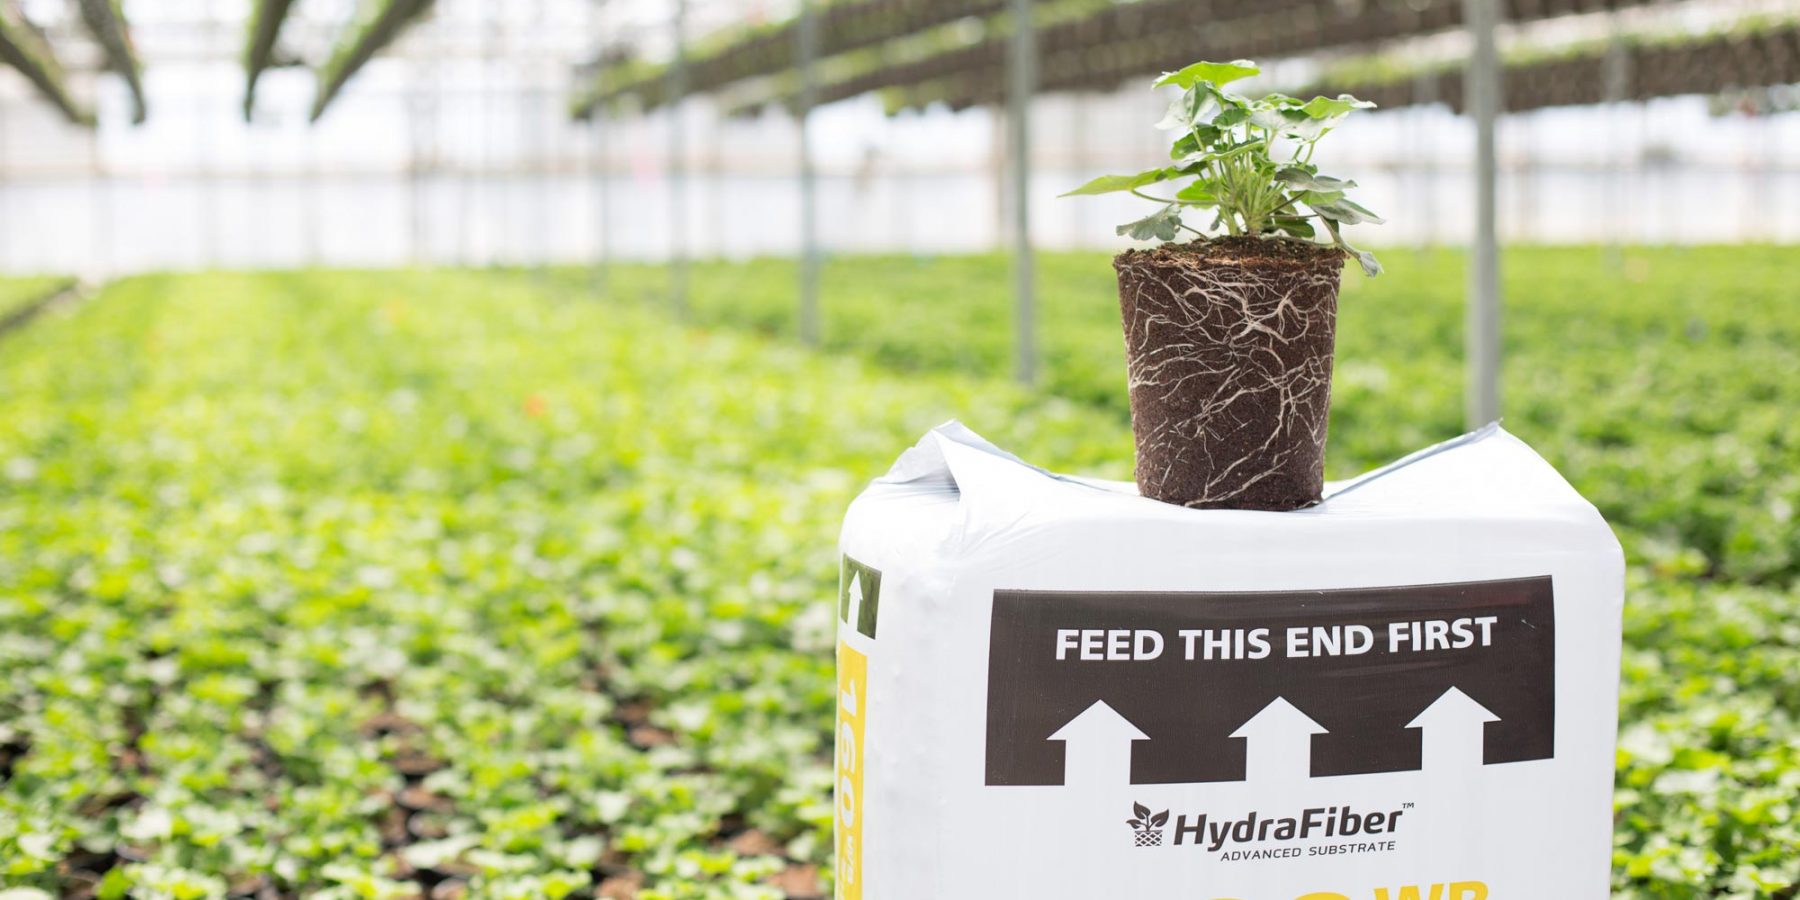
[[1074, 57, 1390, 253], [1060, 169, 1171, 197], [1176, 180, 1219, 205], [1275, 167, 1358, 192], [1251, 95, 1378, 143], [1249, 107, 1306, 133], [1335, 197, 1384, 223], [1253, 98, 1370, 141], [1116, 205, 1184, 242], [1209, 139, 1267, 163], [1156, 87, 1225, 131], [1272, 216, 1316, 238], [1212, 107, 1251, 128], [1171, 153, 1209, 172], [1296, 189, 1346, 207], [1310, 197, 1385, 226], [1300, 94, 1377, 119], [1154, 59, 1259, 90], [1154, 97, 1187, 131], [95, 870, 131, 900], [1320, 217, 1383, 276]]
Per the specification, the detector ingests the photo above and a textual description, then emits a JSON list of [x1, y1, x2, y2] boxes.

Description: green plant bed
[[570, 245, 1800, 586], [0, 265, 1794, 897], [0, 270, 1128, 898], [0, 277, 75, 324]]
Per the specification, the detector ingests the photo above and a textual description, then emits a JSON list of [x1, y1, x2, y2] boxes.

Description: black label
[[984, 577, 1555, 786], [839, 555, 882, 639]]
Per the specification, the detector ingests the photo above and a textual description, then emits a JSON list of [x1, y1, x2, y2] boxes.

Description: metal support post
[[796, 0, 821, 345], [1463, 0, 1502, 428], [1602, 32, 1631, 265], [1007, 0, 1037, 386], [669, 0, 689, 317]]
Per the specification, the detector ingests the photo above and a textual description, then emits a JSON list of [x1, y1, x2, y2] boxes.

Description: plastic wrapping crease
[[871, 420, 1614, 562]]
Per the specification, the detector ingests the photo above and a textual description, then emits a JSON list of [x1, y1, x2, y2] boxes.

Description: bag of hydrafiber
[[834, 422, 1622, 899]]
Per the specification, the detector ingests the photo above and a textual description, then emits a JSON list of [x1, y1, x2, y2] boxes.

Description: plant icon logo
[[1128, 802, 1169, 847]]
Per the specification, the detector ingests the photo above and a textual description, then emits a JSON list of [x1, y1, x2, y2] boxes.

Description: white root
[[1116, 256, 1340, 508]]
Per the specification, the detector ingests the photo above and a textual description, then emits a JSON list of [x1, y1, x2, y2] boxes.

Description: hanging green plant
[[1064, 59, 1385, 277]]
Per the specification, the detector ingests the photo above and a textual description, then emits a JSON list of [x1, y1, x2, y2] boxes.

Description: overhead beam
[[571, 0, 1017, 117], [0, 2, 94, 126], [310, 0, 436, 122], [1310, 24, 1800, 114], [76, 0, 146, 124], [243, 0, 298, 120], [743, 0, 1679, 114]]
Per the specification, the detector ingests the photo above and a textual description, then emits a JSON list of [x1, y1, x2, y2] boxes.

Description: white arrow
[[1048, 700, 1149, 788], [1230, 697, 1328, 784], [1407, 687, 1500, 771], [844, 572, 863, 630]]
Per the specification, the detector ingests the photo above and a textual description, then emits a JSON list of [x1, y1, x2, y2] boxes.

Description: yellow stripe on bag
[[836, 640, 869, 900]]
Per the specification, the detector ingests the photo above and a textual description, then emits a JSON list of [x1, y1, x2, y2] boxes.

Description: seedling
[[1127, 802, 1171, 832], [1064, 59, 1386, 276]]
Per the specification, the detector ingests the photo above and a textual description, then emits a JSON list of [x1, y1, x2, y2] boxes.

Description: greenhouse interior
[[0, 0, 1797, 896]]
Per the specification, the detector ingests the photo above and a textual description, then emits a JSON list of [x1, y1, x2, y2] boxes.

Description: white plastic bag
[[834, 423, 1623, 899]]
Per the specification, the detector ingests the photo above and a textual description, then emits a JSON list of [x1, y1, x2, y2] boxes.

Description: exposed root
[[1114, 248, 1343, 510]]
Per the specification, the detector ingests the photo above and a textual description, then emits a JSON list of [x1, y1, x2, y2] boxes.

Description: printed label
[[839, 556, 882, 638], [835, 639, 869, 900], [985, 577, 1555, 787]]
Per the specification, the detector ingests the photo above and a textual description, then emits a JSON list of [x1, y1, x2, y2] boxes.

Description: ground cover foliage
[[589, 246, 1800, 585], [0, 249, 1795, 897], [0, 271, 1127, 898], [0, 278, 73, 320], [578, 245, 1800, 896]]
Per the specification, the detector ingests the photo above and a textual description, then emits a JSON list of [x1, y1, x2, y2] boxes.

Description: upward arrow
[[1048, 700, 1149, 788], [844, 573, 863, 629], [1230, 697, 1328, 784], [1407, 687, 1500, 771]]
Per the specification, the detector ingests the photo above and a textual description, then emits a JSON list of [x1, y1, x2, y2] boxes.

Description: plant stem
[[1129, 188, 1182, 205]]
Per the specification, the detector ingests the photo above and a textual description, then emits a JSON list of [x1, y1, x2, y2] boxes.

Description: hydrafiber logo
[[1127, 802, 1169, 847]]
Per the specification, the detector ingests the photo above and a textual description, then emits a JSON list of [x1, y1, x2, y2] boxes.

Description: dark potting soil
[[1122, 235, 1347, 268], [1113, 237, 1346, 511]]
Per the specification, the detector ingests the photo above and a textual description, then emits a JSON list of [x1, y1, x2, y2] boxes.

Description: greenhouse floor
[[0, 248, 1795, 897]]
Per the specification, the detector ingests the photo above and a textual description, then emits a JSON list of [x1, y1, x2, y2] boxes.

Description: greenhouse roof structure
[[1312, 18, 1800, 114], [0, 0, 491, 126], [74, 0, 145, 123], [574, 0, 1800, 118], [0, 0, 93, 125], [1, 0, 1793, 128], [862, 7, 1800, 112]]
